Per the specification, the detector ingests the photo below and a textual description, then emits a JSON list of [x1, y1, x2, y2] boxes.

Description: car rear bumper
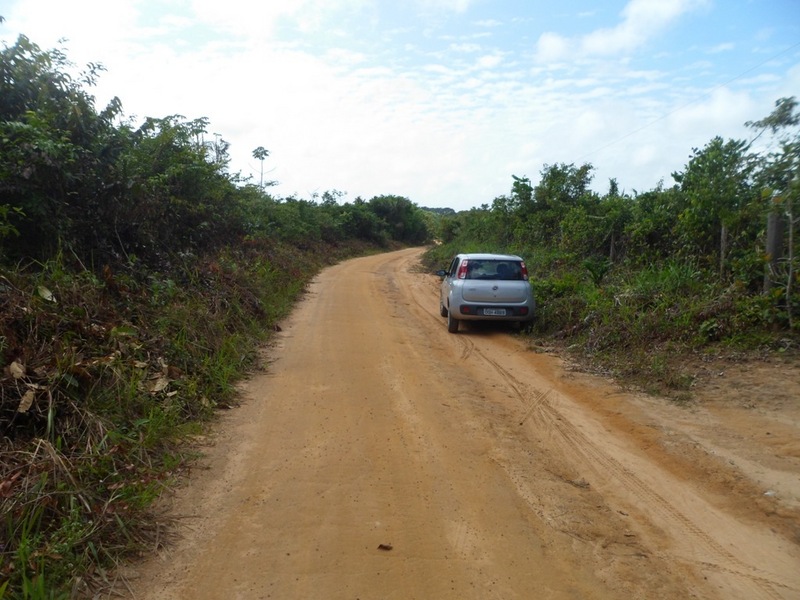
[[455, 304, 534, 321]]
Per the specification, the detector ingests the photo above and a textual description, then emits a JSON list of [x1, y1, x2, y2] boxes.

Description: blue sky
[[2, 0, 799, 210]]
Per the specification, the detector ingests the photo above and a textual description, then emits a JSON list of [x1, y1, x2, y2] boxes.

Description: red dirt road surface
[[124, 248, 800, 600]]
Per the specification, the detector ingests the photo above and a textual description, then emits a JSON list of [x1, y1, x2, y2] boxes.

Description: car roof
[[457, 253, 524, 261]]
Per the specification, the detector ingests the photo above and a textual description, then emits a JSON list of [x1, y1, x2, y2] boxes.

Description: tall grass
[[423, 242, 796, 397]]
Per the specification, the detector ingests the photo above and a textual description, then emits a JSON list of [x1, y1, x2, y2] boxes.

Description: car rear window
[[464, 260, 523, 280]]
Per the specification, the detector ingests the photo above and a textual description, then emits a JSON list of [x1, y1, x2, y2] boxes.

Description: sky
[[1, 1, 799, 211]]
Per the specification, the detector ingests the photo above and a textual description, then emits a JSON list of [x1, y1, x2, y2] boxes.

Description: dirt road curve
[[125, 248, 800, 600]]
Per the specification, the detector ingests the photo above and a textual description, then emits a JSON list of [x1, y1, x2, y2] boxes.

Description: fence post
[[764, 211, 784, 292]]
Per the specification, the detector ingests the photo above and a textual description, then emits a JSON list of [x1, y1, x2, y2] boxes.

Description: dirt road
[[125, 248, 800, 599]]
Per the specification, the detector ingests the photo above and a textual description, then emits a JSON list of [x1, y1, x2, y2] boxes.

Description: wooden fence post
[[764, 211, 784, 293]]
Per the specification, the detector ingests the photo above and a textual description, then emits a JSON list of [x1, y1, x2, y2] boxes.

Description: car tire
[[447, 310, 459, 333], [440, 303, 448, 317]]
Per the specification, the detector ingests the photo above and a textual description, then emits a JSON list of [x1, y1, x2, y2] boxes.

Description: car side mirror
[[435, 269, 447, 278]]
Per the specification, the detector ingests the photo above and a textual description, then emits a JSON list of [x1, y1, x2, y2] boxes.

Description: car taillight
[[457, 260, 469, 279], [520, 261, 529, 281]]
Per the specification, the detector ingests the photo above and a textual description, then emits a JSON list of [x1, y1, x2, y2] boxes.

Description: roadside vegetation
[[1, 24, 798, 598], [423, 98, 799, 398], [0, 34, 428, 598]]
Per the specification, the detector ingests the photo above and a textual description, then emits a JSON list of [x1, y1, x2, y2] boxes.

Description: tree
[[252, 146, 269, 189], [487, 195, 515, 246], [0, 35, 124, 260], [672, 137, 756, 279], [624, 184, 684, 263], [110, 115, 243, 260], [747, 97, 800, 326], [367, 195, 429, 244], [517, 163, 597, 245], [560, 182, 632, 263]]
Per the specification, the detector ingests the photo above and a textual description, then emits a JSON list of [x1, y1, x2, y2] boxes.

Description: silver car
[[437, 253, 535, 333]]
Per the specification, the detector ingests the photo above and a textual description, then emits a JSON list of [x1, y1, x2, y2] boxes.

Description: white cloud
[[416, 0, 474, 12], [1, 0, 796, 210], [451, 42, 482, 53], [535, 32, 570, 63], [631, 144, 658, 167], [3, 0, 139, 65], [324, 47, 368, 68], [190, 0, 299, 36], [475, 53, 503, 70], [535, 0, 709, 62], [189, 0, 377, 39], [710, 42, 735, 53], [669, 87, 756, 135]]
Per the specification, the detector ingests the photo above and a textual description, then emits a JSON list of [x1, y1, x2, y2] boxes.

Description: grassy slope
[[0, 237, 382, 599]]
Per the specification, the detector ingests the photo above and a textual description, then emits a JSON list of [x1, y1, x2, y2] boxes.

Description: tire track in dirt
[[387, 250, 800, 599], [475, 350, 798, 600], [399, 250, 799, 599], [391, 251, 476, 361], [540, 401, 790, 599], [352, 248, 800, 600]]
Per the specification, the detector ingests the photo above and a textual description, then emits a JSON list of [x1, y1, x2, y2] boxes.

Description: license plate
[[484, 308, 506, 316]]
